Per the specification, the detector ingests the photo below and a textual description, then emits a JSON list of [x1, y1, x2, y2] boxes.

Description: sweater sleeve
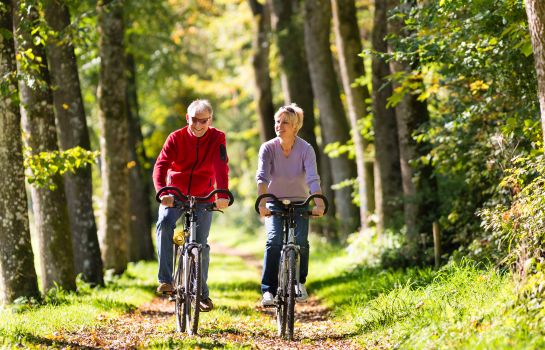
[[303, 144, 321, 194], [256, 143, 271, 186], [213, 132, 230, 199], [152, 132, 177, 193]]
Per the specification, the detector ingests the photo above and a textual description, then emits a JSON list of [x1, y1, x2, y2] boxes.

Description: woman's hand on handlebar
[[258, 205, 271, 217], [161, 195, 175, 207], [311, 206, 325, 217]]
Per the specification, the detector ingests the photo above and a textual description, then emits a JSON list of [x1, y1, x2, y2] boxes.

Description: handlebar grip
[[254, 193, 282, 214], [210, 189, 235, 206], [302, 194, 329, 215], [156, 186, 186, 203]]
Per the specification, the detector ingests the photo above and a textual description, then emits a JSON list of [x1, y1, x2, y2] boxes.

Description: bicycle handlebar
[[156, 186, 235, 207], [254, 193, 328, 216]]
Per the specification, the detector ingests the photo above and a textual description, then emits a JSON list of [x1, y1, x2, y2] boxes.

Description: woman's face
[[275, 113, 296, 138]]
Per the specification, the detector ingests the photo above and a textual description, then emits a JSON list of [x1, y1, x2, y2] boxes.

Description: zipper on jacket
[[187, 137, 199, 195]]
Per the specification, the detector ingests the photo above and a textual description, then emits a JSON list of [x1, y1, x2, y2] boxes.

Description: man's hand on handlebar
[[161, 194, 175, 207], [215, 198, 230, 210]]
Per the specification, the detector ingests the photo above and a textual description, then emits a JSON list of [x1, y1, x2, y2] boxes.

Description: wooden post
[[433, 222, 441, 268]]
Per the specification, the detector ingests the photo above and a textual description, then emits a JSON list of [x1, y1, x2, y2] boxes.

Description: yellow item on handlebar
[[173, 231, 185, 245]]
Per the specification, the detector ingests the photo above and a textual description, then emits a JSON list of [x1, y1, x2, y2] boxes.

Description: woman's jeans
[[156, 203, 212, 298], [261, 202, 309, 294]]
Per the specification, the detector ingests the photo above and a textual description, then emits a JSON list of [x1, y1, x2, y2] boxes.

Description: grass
[[306, 237, 545, 349], [4, 223, 545, 349], [0, 261, 156, 347]]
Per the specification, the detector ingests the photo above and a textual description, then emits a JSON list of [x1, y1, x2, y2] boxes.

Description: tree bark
[[12, 0, 76, 291], [97, 0, 129, 274], [371, 0, 403, 233], [0, 0, 40, 304], [269, 0, 337, 233], [126, 52, 154, 261], [525, 0, 545, 146], [304, 0, 360, 236], [248, 0, 276, 142], [331, 0, 374, 228], [43, 0, 104, 285]]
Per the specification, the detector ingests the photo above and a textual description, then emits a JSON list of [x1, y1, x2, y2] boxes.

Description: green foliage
[[479, 155, 545, 272], [24, 146, 99, 190], [384, 0, 540, 256]]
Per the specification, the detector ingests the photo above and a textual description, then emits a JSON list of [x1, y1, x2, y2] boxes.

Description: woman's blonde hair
[[274, 103, 304, 134]]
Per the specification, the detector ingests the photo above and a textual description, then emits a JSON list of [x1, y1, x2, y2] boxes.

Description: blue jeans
[[261, 202, 309, 294], [156, 203, 212, 298]]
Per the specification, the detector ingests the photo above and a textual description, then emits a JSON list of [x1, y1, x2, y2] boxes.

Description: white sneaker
[[261, 291, 275, 307], [296, 283, 308, 303]]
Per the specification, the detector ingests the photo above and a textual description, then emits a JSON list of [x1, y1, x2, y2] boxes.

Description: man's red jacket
[[153, 126, 229, 201]]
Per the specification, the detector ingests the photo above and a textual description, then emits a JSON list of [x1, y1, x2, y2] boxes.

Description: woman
[[256, 103, 325, 306]]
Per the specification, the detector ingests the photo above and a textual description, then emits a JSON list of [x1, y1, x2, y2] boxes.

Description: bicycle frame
[[278, 204, 302, 303], [157, 186, 234, 335], [254, 193, 328, 340]]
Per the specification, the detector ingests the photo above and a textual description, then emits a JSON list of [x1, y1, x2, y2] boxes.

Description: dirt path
[[58, 243, 359, 349]]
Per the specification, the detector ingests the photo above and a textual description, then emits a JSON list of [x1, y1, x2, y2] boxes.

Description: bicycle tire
[[276, 255, 287, 337], [286, 249, 297, 340], [183, 247, 202, 335], [174, 246, 184, 332]]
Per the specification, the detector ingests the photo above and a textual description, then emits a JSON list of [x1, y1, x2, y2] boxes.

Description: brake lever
[[206, 205, 224, 213]]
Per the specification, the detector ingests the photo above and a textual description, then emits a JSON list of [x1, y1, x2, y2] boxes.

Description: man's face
[[187, 110, 211, 138]]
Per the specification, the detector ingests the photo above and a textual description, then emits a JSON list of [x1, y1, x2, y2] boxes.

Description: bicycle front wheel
[[173, 246, 184, 332], [286, 249, 297, 340], [276, 253, 288, 338], [183, 247, 202, 335]]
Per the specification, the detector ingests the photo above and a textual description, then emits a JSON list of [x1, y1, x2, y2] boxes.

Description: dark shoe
[[199, 297, 214, 312], [156, 282, 174, 294]]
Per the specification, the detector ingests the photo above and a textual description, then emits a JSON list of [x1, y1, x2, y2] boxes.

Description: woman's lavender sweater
[[256, 137, 321, 201]]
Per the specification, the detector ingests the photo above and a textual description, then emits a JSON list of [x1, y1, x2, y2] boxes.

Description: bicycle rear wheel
[[286, 249, 297, 340], [173, 246, 184, 332], [183, 247, 202, 335]]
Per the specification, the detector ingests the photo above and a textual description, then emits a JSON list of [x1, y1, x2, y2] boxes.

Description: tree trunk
[[12, 0, 76, 292], [269, 0, 318, 150], [304, 0, 360, 236], [97, 0, 129, 274], [331, 0, 374, 228], [371, 0, 403, 233], [43, 0, 104, 285], [525, 0, 545, 146], [0, 0, 40, 304], [126, 52, 154, 261], [388, 1, 438, 245], [269, 0, 337, 233], [249, 0, 276, 142]]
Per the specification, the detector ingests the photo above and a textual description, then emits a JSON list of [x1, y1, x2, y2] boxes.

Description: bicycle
[[156, 186, 234, 335], [254, 193, 328, 341]]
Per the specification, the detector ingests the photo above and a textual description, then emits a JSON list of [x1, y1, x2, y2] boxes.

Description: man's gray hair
[[187, 99, 213, 118]]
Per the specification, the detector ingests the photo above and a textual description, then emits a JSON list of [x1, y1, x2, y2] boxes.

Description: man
[[153, 99, 230, 312]]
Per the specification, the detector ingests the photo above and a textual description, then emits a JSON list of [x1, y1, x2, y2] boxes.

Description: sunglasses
[[191, 116, 211, 125], [282, 106, 295, 114]]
